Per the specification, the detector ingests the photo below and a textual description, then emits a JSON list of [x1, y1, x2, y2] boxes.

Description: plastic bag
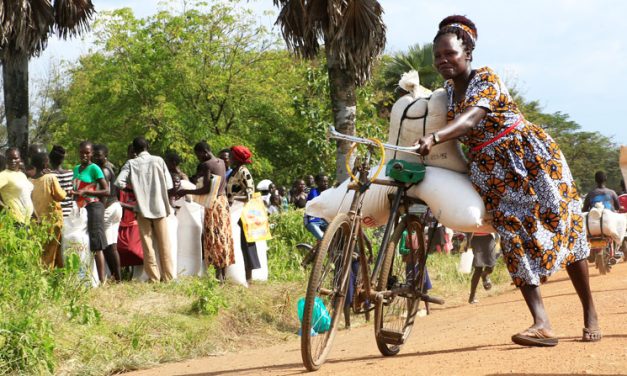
[[457, 249, 474, 274], [241, 196, 272, 242], [297, 296, 331, 334]]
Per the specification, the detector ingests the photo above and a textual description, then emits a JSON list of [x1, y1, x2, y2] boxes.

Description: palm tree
[[383, 43, 443, 93], [0, 0, 94, 156], [273, 0, 386, 182]]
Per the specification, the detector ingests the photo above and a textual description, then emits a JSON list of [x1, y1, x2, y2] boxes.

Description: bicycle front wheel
[[374, 215, 425, 356], [301, 213, 354, 371]]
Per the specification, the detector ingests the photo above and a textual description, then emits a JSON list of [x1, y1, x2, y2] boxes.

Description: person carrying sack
[[177, 141, 234, 282]]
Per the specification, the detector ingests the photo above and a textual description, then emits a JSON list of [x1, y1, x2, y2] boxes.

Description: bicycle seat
[[386, 159, 425, 184]]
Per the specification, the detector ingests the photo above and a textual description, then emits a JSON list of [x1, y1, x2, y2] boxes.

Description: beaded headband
[[442, 23, 477, 44]]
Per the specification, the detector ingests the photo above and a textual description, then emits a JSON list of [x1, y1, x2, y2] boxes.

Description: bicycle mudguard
[[386, 159, 426, 184]]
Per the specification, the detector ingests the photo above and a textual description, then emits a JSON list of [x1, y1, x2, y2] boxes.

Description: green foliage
[[0, 213, 98, 375], [266, 209, 314, 281], [53, 2, 288, 177], [45, 1, 390, 186], [183, 277, 229, 316], [382, 43, 444, 92], [512, 91, 622, 192]]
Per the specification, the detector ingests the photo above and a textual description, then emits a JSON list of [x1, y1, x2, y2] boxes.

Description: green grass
[[0, 209, 516, 375]]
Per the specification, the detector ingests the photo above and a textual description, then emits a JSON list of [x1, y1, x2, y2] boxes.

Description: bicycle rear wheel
[[301, 213, 353, 371], [374, 215, 425, 356]]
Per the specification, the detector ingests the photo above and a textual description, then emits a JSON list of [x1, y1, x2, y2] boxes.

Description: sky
[[31, 0, 627, 145]]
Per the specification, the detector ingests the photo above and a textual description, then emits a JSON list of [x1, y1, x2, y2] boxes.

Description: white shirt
[[115, 151, 173, 219]]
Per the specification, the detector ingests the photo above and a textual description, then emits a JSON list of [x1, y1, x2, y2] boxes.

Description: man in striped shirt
[[49, 145, 74, 218]]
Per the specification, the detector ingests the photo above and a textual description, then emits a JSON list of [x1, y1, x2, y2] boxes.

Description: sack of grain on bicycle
[[299, 71, 465, 371]]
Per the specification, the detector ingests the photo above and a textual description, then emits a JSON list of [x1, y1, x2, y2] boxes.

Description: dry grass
[[50, 255, 513, 375]]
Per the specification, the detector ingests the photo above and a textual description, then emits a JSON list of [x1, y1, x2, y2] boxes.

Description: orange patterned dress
[[446, 67, 589, 287]]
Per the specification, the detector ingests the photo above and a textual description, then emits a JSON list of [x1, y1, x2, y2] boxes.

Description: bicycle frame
[[329, 125, 442, 310]]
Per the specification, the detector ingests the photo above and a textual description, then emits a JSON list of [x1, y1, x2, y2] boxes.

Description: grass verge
[[1, 209, 515, 375]]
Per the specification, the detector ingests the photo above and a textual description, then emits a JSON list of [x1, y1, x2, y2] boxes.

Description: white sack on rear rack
[[306, 166, 494, 233]]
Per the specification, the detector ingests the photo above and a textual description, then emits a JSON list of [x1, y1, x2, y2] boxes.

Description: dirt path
[[130, 262, 627, 375]]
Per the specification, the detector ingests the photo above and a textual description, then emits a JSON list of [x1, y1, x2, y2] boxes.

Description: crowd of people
[[2, 12, 624, 350], [0, 138, 332, 286]]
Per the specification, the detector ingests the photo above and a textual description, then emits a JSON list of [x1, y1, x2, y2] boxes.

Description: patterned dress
[[446, 67, 589, 287], [199, 159, 234, 269]]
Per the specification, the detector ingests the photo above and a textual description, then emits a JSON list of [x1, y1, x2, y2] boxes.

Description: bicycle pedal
[[378, 329, 405, 345]]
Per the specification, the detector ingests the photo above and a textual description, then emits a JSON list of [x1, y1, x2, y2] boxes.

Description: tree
[[382, 43, 443, 93], [513, 91, 622, 192], [273, 0, 386, 181], [0, 0, 94, 157], [49, 2, 367, 185]]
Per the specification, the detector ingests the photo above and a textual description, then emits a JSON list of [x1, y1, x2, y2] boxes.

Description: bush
[[266, 209, 314, 282], [0, 212, 97, 375]]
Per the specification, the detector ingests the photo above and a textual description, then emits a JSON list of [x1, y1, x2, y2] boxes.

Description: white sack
[[585, 204, 627, 243], [407, 167, 494, 233], [305, 169, 394, 228], [306, 166, 494, 233], [176, 201, 204, 277], [62, 205, 99, 287], [103, 201, 123, 245], [387, 89, 468, 173], [225, 201, 248, 287], [251, 240, 269, 281]]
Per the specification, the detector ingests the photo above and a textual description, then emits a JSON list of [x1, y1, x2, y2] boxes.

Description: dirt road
[[131, 262, 627, 375]]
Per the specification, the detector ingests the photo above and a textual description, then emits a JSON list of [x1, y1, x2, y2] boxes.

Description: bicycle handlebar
[[328, 126, 421, 155]]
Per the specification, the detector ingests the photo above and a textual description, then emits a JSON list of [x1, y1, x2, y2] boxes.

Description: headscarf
[[231, 145, 253, 164], [441, 23, 476, 44]]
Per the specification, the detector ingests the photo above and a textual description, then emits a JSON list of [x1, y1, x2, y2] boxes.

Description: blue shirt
[[304, 188, 324, 225]]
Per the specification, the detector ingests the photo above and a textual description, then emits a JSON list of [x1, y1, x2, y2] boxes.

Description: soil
[[128, 262, 627, 375]]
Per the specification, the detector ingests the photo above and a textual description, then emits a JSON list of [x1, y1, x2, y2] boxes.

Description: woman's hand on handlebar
[[414, 134, 436, 156]]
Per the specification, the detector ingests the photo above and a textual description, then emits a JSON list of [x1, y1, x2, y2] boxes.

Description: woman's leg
[[565, 259, 600, 331], [216, 267, 226, 283], [469, 267, 482, 303], [481, 266, 493, 290], [103, 244, 122, 281], [94, 250, 106, 283], [519, 284, 552, 333]]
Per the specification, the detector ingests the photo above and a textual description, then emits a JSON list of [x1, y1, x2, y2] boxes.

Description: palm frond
[[0, 0, 54, 59], [325, 0, 344, 32], [275, 0, 319, 58], [53, 0, 95, 40], [331, 0, 386, 84], [383, 43, 443, 91], [304, 0, 328, 42]]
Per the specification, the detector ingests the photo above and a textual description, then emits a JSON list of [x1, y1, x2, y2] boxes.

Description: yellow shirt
[[0, 170, 34, 223], [30, 174, 67, 226]]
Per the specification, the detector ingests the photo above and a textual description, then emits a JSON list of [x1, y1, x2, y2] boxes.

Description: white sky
[[31, 0, 627, 145]]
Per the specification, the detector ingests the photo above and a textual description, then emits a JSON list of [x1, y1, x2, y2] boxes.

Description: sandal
[[582, 328, 602, 342], [511, 328, 558, 347], [483, 278, 492, 291]]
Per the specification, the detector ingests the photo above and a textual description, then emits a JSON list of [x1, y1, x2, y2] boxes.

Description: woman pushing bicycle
[[415, 15, 601, 346]]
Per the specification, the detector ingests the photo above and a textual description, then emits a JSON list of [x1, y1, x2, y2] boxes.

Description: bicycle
[[588, 236, 617, 275], [300, 126, 444, 371]]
